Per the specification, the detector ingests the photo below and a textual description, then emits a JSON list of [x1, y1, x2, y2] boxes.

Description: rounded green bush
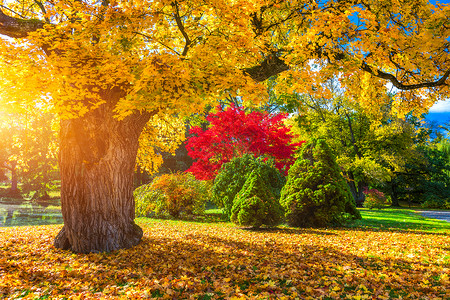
[[280, 139, 361, 227], [211, 154, 285, 219], [231, 169, 284, 228]]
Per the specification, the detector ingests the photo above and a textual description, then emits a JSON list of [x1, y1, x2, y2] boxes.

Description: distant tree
[[19, 113, 59, 200], [186, 105, 303, 180], [280, 140, 361, 227], [394, 145, 450, 208], [0, 117, 22, 197], [0, 169, 7, 182], [0, 111, 58, 199], [286, 81, 419, 206], [437, 139, 450, 168]]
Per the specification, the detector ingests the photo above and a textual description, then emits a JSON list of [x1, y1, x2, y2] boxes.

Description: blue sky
[[431, 0, 450, 4], [429, 0, 450, 115]]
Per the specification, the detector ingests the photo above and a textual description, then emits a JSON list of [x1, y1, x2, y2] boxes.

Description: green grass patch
[[138, 207, 450, 235], [135, 208, 228, 226], [348, 208, 450, 234]]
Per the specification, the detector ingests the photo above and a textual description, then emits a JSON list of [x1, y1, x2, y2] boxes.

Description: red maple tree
[[186, 105, 304, 180]]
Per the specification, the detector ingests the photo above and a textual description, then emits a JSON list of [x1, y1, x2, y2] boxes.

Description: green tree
[[393, 144, 450, 208], [437, 138, 450, 173], [286, 83, 418, 206], [280, 139, 361, 227]]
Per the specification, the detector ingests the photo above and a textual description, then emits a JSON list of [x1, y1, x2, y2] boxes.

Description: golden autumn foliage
[[1, 220, 449, 299], [0, 0, 268, 118], [0, 0, 448, 119], [137, 114, 186, 174], [0, 0, 448, 177]]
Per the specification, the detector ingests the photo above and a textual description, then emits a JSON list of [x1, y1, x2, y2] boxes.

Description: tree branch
[[244, 53, 289, 82], [245, 47, 450, 92], [0, 9, 45, 38], [172, 1, 191, 57], [91, 0, 110, 44], [34, 0, 50, 23], [344, 111, 362, 159], [361, 61, 450, 90]]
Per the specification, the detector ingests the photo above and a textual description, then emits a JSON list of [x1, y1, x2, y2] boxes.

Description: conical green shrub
[[231, 168, 284, 228], [280, 139, 361, 227], [212, 154, 285, 219]]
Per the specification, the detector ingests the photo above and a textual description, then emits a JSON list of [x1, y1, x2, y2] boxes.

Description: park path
[[418, 210, 450, 223]]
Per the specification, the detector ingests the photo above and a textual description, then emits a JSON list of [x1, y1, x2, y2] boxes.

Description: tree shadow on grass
[[137, 212, 229, 224], [240, 226, 338, 236]]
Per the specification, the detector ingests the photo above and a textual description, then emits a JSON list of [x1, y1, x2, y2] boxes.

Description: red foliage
[[186, 105, 304, 180]]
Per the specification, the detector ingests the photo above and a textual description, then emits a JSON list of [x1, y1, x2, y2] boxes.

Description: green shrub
[[231, 169, 284, 228], [363, 188, 388, 209], [134, 185, 166, 217], [211, 154, 285, 219], [134, 172, 210, 218], [280, 139, 361, 227]]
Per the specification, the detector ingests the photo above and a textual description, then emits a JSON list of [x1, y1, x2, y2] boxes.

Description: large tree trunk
[[54, 91, 152, 253]]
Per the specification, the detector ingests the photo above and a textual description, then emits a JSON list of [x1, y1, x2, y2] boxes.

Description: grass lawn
[[0, 208, 449, 299], [349, 207, 450, 234]]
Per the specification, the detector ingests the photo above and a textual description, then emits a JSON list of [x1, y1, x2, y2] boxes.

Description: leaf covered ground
[[0, 218, 449, 299]]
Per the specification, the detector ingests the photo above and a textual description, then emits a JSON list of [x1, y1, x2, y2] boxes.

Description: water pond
[[0, 198, 63, 227]]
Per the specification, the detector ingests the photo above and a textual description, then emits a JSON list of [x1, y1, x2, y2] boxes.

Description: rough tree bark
[[53, 88, 153, 253]]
